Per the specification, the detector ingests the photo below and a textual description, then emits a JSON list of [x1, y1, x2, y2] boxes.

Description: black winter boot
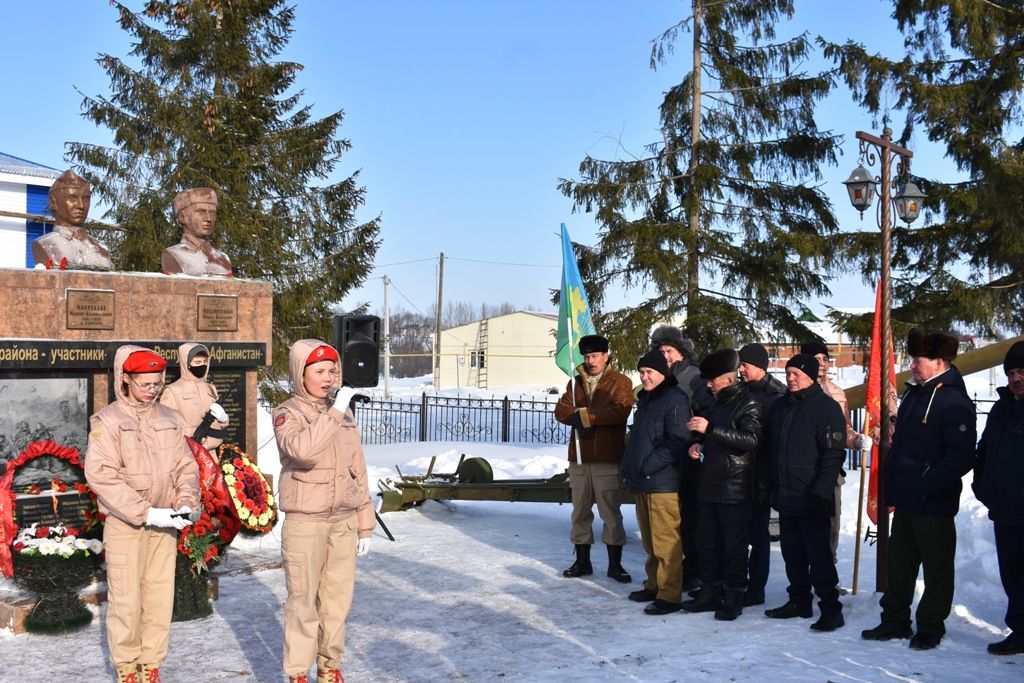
[[562, 544, 593, 578], [681, 583, 722, 613], [606, 545, 631, 583], [714, 588, 744, 621]]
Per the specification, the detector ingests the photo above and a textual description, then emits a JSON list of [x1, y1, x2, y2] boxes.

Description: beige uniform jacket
[[273, 339, 375, 536], [85, 345, 199, 526], [159, 342, 227, 450]]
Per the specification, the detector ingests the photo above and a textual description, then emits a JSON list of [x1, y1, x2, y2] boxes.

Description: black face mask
[[188, 364, 207, 378]]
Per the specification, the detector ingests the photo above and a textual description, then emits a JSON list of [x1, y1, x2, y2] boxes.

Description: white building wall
[[0, 181, 28, 269]]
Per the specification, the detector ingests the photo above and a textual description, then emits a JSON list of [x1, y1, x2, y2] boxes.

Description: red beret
[[305, 344, 339, 366], [123, 350, 167, 373]]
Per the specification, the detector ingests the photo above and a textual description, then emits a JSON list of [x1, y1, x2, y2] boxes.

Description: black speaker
[[332, 314, 380, 388]]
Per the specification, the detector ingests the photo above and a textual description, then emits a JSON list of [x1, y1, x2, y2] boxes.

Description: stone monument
[[161, 188, 233, 276], [30, 171, 113, 271]]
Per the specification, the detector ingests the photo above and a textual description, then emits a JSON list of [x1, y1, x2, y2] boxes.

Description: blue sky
[[2, 1, 950, 321]]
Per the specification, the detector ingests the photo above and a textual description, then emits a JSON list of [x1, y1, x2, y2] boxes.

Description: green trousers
[[879, 510, 957, 637]]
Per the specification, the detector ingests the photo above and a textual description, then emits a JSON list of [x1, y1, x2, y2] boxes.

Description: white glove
[[356, 537, 371, 557], [146, 507, 185, 530], [208, 403, 228, 424], [174, 505, 198, 525], [858, 434, 874, 452], [332, 386, 356, 412]]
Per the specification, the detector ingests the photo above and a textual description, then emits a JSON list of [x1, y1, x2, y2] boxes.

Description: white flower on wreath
[[88, 539, 104, 554], [74, 538, 90, 551], [38, 540, 58, 556], [224, 474, 236, 486]]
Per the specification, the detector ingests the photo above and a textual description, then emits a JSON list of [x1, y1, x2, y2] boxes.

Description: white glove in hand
[[332, 386, 357, 412], [146, 507, 180, 529], [208, 403, 228, 424], [356, 537, 372, 557], [174, 505, 197, 526], [858, 434, 874, 452]]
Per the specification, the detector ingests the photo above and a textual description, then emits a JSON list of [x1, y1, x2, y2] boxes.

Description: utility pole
[[433, 252, 445, 389], [383, 275, 391, 398]]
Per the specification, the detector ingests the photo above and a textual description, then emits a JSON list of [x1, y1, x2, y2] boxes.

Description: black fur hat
[[800, 341, 829, 359], [906, 328, 959, 361], [578, 334, 609, 355], [650, 325, 696, 360], [700, 348, 740, 380]]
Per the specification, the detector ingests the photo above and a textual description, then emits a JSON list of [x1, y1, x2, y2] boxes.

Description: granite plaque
[[14, 491, 93, 529], [197, 295, 238, 332], [65, 289, 115, 330]]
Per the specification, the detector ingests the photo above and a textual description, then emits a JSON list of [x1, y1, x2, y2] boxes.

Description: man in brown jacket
[[274, 339, 375, 683], [85, 345, 199, 683], [554, 334, 634, 582], [159, 342, 229, 451]]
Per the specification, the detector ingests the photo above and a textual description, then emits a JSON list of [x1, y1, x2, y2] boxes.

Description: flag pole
[[852, 443, 870, 595], [567, 314, 580, 465]]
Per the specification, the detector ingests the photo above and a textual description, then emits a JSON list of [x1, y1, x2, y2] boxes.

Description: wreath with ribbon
[[177, 438, 240, 575], [218, 443, 277, 534], [0, 440, 102, 579]]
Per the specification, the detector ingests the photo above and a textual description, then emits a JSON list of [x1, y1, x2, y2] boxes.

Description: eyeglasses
[[128, 378, 164, 391]]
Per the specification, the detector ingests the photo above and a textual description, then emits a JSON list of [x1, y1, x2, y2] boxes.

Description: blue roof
[[0, 152, 62, 181]]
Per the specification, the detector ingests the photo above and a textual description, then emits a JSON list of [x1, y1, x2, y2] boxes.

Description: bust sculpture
[[31, 170, 113, 271], [160, 187, 233, 277]]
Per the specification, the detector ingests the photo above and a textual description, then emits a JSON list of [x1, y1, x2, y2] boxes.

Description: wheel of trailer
[[456, 457, 494, 484]]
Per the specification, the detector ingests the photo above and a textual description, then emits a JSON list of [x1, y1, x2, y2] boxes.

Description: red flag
[[864, 282, 897, 524]]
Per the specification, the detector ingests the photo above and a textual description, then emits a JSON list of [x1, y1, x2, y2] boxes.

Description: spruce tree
[[67, 0, 380, 402], [559, 0, 841, 360], [822, 1, 1024, 337]]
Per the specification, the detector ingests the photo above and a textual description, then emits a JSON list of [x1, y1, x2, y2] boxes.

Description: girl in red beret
[[85, 345, 199, 683]]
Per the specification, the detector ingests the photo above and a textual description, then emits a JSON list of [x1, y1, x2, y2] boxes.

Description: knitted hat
[[785, 353, 819, 381], [699, 348, 740, 380], [738, 343, 770, 371], [800, 341, 829, 359], [906, 328, 959, 361], [578, 334, 609, 355], [636, 349, 670, 377], [650, 325, 696, 360], [1003, 340, 1024, 374]]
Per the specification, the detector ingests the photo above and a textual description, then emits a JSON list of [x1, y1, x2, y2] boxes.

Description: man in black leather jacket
[[763, 354, 847, 632], [681, 348, 763, 621]]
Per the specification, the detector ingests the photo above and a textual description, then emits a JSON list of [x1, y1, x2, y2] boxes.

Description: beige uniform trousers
[[282, 516, 358, 676], [568, 462, 627, 546], [103, 516, 177, 669], [634, 492, 683, 603]]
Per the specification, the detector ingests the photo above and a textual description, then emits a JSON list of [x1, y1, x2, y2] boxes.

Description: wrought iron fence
[[355, 393, 569, 446], [357, 391, 1000, 451]]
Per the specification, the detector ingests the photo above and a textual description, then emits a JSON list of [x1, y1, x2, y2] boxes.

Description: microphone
[[327, 387, 371, 404], [171, 509, 202, 522]]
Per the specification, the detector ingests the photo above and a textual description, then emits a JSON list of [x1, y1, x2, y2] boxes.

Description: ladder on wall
[[476, 319, 488, 389]]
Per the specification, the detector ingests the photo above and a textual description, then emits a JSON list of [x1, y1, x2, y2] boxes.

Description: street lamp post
[[842, 127, 921, 592]]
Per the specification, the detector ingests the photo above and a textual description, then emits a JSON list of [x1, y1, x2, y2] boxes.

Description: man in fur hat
[[554, 334, 634, 583], [862, 329, 975, 651], [972, 340, 1024, 656], [650, 325, 710, 592]]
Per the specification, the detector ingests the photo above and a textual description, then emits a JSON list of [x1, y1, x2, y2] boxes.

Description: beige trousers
[[568, 462, 627, 546], [282, 516, 358, 677], [103, 516, 177, 669], [634, 492, 683, 603]]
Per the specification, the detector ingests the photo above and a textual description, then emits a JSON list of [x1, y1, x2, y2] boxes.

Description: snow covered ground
[[1, 368, 1020, 681]]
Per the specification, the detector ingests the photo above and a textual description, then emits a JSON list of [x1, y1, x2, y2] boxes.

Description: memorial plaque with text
[[211, 369, 247, 447], [65, 289, 115, 330], [197, 295, 238, 332], [14, 492, 93, 529]]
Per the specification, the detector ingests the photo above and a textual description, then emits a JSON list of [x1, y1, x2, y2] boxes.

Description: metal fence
[[356, 392, 1000, 454], [355, 393, 569, 446]]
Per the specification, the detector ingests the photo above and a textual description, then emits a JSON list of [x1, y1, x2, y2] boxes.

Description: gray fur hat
[[650, 325, 695, 360]]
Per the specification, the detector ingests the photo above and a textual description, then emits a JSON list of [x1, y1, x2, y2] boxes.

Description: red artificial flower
[[65, 528, 79, 537], [27, 484, 41, 495], [233, 458, 243, 468], [35, 526, 49, 538], [73, 482, 88, 493], [243, 500, 255, 511], [13, 542, 24, 552]]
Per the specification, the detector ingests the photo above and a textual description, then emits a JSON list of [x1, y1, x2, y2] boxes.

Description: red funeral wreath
[[218, 444, 277, 534], [0, 440, 103, 578]]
